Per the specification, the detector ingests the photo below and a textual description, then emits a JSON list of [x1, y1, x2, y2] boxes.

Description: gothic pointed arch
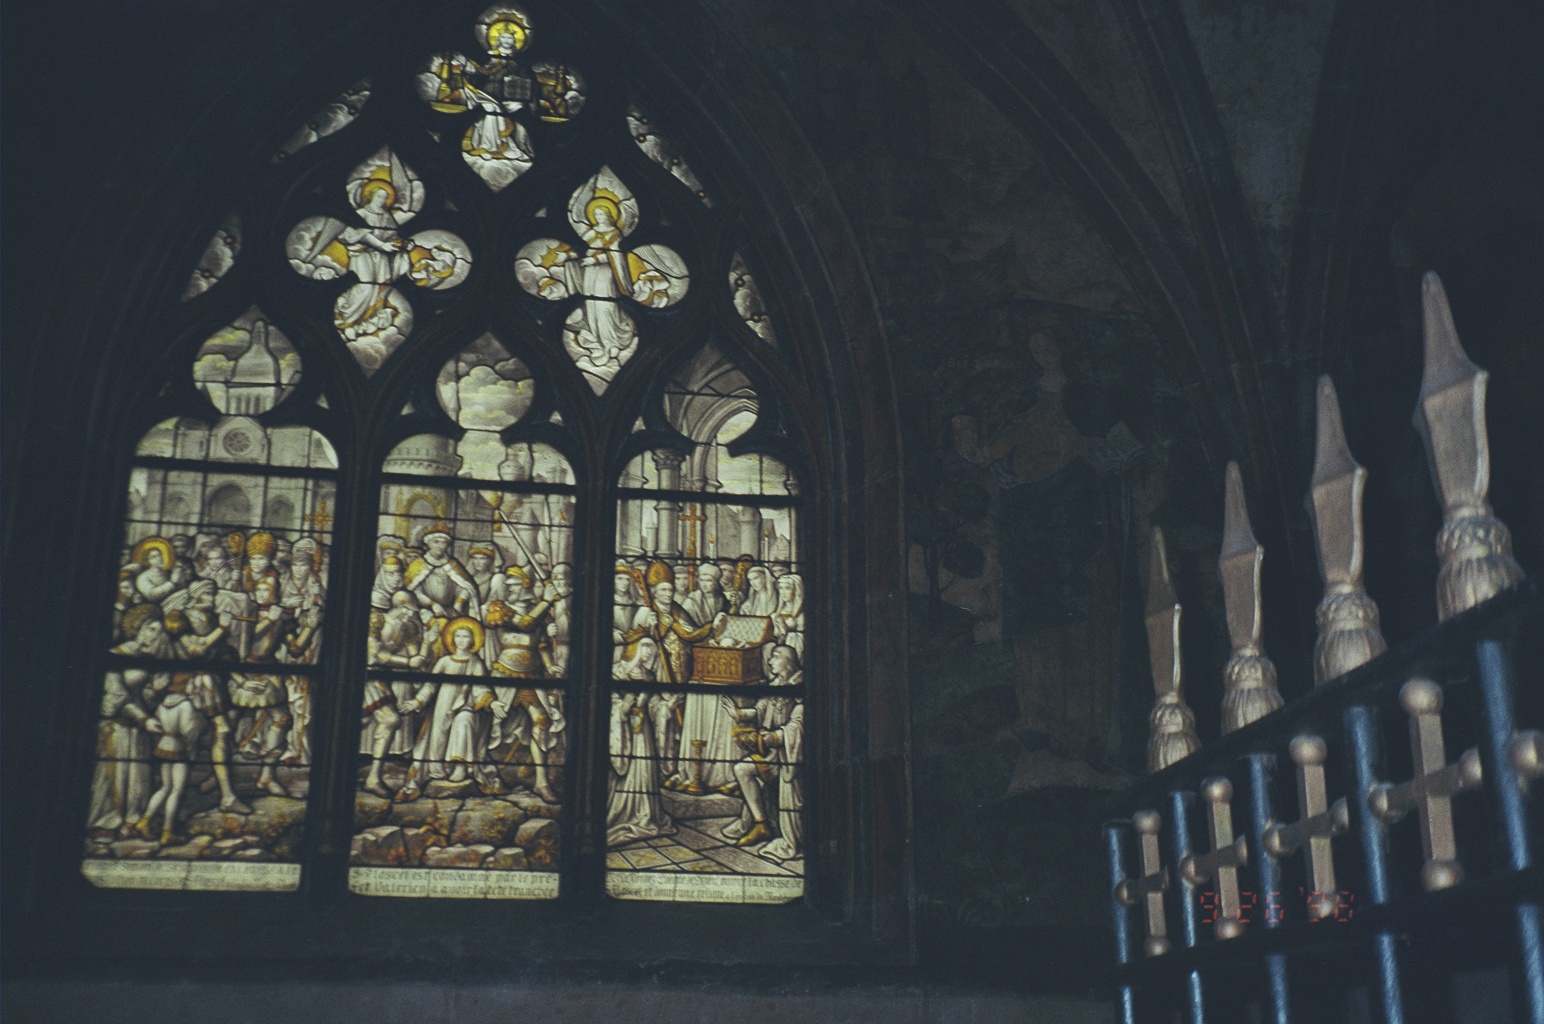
[[7, 0, 911, 967]]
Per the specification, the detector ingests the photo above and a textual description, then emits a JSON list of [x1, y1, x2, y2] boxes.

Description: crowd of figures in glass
[[85, 310, 336, 891], [605, 346, 806, 903], [349, 334, 571, 899]]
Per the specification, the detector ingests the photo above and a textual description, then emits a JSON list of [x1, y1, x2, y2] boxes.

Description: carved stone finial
[[1413, 272, 1525, 620], [1145, 528, 1200, 772], [1219, 462, 1282, 732], [1309, 377, 1387, 683]]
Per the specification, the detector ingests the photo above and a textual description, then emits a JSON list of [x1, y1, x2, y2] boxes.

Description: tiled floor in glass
[[607, 816, 804, 877]]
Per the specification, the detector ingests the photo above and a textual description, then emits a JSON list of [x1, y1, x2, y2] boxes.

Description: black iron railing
[[1105, 584, 1543, 1023]]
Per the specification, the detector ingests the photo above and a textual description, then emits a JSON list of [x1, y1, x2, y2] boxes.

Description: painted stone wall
[[708, 2, 1216, 941]]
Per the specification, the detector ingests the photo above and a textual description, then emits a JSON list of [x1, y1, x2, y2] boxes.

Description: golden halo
[[584, 195, 622, 228], [130, 536, 175, 569], [360, 178, 398, 209], [442, 616, 486, 653], [486, 18, 528, 53]]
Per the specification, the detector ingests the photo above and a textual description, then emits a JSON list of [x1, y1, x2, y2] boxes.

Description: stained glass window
[[274, 80, 370, 161], [183, 213, 242, 301], [85, 311, 335, 892], [350, 336, 571, 899], [607, 346, 803, 904], [88, 2, 807, 907]]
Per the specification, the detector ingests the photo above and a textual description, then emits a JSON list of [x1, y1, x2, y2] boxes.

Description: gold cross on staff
[[1264, 735, 1350, 920], [678, 503, 706, 583], [1369, 679, 1483, 891], [1115, 809, 1171, 957], [1181, 777, 1249, 940], [303, 498, 334, 538]]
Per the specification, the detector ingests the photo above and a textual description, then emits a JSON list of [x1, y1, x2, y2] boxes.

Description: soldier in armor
[[485, 567, 562, 803]]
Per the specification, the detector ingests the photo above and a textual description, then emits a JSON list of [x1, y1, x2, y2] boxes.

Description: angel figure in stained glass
[[514, 169, 689, 393], [287, 149, 472, 374], [298, 201, 412, 359], [567, 193, 642, 377]]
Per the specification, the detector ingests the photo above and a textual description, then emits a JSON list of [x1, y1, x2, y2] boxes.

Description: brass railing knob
[[1115, 809, 1172, 957], [1262, 733, 1350, 920], [1368, 679, 1484, 891], [1180, 777, 1249, 940], [1512, 730, 1544, 781]]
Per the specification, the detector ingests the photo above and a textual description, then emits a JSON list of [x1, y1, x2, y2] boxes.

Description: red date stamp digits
[[1196, 888, 1354, 924]]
